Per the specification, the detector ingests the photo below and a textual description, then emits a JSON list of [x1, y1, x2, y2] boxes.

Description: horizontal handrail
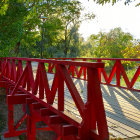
[[48, 57, 140, 61], [0, 57, 104, 68], [47, 58, 140, 91]]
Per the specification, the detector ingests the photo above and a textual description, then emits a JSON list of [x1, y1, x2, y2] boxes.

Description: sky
[[78, 0, 140, 40]]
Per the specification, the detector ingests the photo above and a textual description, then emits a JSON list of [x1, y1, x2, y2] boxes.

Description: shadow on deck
[[47, 73, 140, 139]]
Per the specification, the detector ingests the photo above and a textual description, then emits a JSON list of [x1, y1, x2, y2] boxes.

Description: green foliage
[[0, 0, 86, 58], [0, 0, 27, 56], [90, 28, 133, 59], [122, 42, 140, 59], [120, 68, 140, 88], [93, 0, 140, 6], [86, 28, 139, 68], [0, 0, 139, 62], [136, 2, 140, 7], [0, 0, 8, 15]]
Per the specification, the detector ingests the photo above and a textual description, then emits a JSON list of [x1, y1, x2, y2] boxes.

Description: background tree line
[[0, 0, 139, 65], [0, 0, 94, 58]]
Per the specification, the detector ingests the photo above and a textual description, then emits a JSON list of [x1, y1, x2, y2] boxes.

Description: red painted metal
[[0, 57, 128, 140], [130, 66, 140, 88], [47, 58, 140, 91], [14, 113, 27, 130]]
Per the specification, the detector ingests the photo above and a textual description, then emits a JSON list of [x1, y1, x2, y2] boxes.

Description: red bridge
[[0, 57, 139, 140]]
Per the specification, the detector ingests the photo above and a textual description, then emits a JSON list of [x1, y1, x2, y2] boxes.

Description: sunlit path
[[46, 73, 140, 139]]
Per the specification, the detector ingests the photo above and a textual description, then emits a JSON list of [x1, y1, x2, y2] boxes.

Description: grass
[[45, 63, 56, 73], [120, 68, 140, 89], [44, 63, 140, 90]]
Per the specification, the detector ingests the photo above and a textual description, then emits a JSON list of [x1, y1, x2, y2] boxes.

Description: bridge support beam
[[4, 94, 28, 138]]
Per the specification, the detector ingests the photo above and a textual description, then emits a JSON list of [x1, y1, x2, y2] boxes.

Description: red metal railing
[[47, 58, 140, 91], [0, 57, 109, 140]]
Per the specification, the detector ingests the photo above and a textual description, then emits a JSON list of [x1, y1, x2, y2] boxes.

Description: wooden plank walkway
[[31, 62, 140, 139], [46, 73, 140, 139]]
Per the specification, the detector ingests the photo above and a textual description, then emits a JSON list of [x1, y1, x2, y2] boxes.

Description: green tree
[[38, 0, 95, 58], [87, 28, 134, 67], [0, 0, 86, 58], [93, 0, 140, 6], [122, 40, 140, 59], [89, 28, 133, 59], [0, 0, 27, 56]]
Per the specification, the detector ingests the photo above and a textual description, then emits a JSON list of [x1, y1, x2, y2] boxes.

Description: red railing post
[[39, 63, 45, 99], [130, 66, 140, 88], [11, 59, 16, 82], [0, 58, 1, 73], [119, 61, 130, 88], [58, 65, 64, 111], [16, 60, 23, 82], [0, 58, 3, 73], [2, 60, 7, 78], [116, 60, 121, 86], [7, 59, 11, 79], [27, 104, 36, 140], [4, 58, 6, 71], [87, 67, 109, 140], [48, 63, 51, 73], [83, 59, 87, 80], [33, 63, 40, 95], [8, 104, 14, 133], [97, 60, 102, 82]]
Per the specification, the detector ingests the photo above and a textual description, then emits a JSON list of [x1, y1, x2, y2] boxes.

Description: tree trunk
[[15, 41, 20, 57], [64, 26, 68, 57]]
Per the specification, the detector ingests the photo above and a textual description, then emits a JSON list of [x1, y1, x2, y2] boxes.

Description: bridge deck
[[45, 73, 140, 139]]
